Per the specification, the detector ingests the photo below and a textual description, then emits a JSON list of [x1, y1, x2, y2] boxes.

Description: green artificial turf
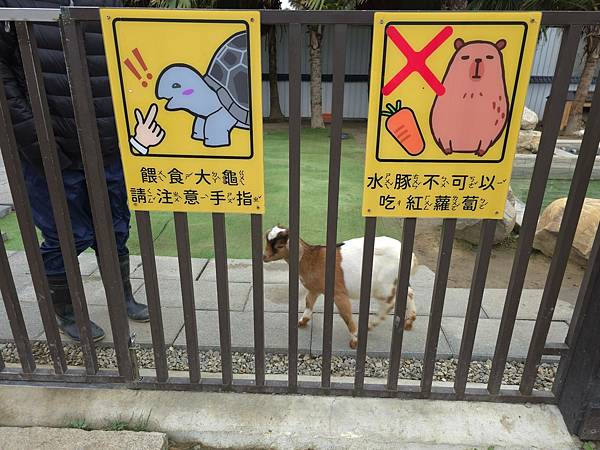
[[510, 178, 600, 211], [0, 127, 402, 258], [3, 129, 600, 258]]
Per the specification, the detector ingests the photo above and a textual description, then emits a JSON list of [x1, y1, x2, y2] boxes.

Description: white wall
[[261, 24, 592, 121]]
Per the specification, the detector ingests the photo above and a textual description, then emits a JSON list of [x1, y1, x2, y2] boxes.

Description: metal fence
[[1, 7, 600, 435]]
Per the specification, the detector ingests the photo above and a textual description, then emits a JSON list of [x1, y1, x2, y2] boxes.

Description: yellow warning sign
[[362, 12, 540, 218], [101, 9, 264, 213]]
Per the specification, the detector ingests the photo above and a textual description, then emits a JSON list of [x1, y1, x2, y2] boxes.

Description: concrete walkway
[[0, 427, 168, 450], [0, 385, 581, 449], [1, 251, 574, 360]]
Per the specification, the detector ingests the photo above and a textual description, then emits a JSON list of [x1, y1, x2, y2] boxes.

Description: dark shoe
[[56, 312, 106, 343], [48, 276, 105, 342], [119, 255, 150, 322]]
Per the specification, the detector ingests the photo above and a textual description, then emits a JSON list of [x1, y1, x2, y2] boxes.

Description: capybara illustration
[[430, 38, 509, 157]]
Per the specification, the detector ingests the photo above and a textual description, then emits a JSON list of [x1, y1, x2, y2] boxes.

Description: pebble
[[0, 342, 557, 391]]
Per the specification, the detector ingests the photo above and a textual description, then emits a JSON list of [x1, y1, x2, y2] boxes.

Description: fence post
[[555, 224, 600, 439]]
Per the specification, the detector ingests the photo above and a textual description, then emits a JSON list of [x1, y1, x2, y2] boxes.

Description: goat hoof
[[349, 338, 358, 349], [404, 316, 416, 331], [298, 318, 309, 328]]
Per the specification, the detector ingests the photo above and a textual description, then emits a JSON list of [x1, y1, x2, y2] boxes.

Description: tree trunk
[[441, 0, 467, 10], [308, 25, 324, 129], [267, 25, 284, 122], [565, 36, 600, 136]]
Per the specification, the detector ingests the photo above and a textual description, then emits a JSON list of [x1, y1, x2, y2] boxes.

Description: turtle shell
[[205, 31, 250, 129]]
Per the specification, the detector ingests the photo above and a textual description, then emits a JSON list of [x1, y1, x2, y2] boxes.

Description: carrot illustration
[[381, 100, 425, 156]]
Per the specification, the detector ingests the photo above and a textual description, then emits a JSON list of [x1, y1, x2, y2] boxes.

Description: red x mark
[[382, 25, 453, 97]]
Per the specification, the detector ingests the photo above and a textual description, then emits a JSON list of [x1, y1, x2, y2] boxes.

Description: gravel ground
[[0, 342, 557, 391]]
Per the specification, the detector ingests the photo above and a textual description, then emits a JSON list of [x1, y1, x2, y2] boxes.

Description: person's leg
[[21, 160, 105, 341], [102, 158, 149, 322]]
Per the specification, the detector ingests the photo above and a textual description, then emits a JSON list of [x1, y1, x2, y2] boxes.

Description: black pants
[[22, 157, 131, 278]]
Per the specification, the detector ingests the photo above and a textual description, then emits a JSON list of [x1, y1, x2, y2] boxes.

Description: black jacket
[[0, 0, 120, 171]]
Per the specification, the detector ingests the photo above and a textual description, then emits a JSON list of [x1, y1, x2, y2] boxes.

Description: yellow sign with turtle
[[101, 9, 264, 214]]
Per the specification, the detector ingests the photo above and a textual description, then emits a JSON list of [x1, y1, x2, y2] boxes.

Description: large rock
[[533, 197, 600, 265], [456, 188, 517, 245], [517, 129, 541, 153], [521, 106, 539, 130]]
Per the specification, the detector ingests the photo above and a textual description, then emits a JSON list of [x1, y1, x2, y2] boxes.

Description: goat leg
[[404, 288, 417, 330], [334, 294, 358, 349], [369, 295, 395, 330], [298, 291, 319, 327]]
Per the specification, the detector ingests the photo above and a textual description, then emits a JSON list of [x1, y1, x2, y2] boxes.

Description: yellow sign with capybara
[[362, 12, 540, 218], [101, 9, 264, 214]]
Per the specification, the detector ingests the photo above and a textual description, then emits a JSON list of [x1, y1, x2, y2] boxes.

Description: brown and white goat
[[263, 226, 418, 349]]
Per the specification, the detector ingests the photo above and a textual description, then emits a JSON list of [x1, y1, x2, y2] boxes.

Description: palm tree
[[441, 0, 468, 8], [298, 0, 441, 128], [470, 0, 600, 136], [290, 0, 325, 128], [290, 0, 366, 129], [147, 0, 215, 7], [263, 0, 285, 121]]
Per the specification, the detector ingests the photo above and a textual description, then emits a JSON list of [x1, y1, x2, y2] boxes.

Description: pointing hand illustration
[[130, 103, 165, 155]]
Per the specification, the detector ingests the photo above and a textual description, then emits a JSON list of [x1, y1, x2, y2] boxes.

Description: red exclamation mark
[[124, 58, 142, 82], [132, 48, 153, 87], [123, 48, 153, 88]]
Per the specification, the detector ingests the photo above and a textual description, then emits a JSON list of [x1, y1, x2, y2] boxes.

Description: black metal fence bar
[[321, 23, 347, 389], [2, 6, 600, 26], [0, 366, 124, 383], [540, 11, 600, 25], [250, 214, 265, 386], [554, 224, 600, 437], [487, 24, 581, 395], [0, 69, 66, 375], [520, 77, 600, 395], [212, 213, 233, 387], [135, 212, 169, 382], [60, 14, 134, 380], [386, 217, 417, 390], [0, 233, 36, 373], [174, 212, 200, 383], [287, 22, 302, 392], [564, 230, 600, 351], [454, 219, 496, 398], [59, 7, 600, 25], [262, 10, 373, 25], [42, 373, 546, 403], [0, 8, 59, 21], [1, 7, 599, 410], [15, 21, 98, 374], [354, 217, 377, 394], [0, 369, 548, 402], [421, 219, 456, 396]]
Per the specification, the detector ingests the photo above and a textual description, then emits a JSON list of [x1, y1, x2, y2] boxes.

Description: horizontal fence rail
[[31, 7, 600, 25], [0, 8, 599, 414]]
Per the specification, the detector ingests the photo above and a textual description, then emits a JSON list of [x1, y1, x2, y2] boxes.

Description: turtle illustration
[[156, 31, 250, 147]]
